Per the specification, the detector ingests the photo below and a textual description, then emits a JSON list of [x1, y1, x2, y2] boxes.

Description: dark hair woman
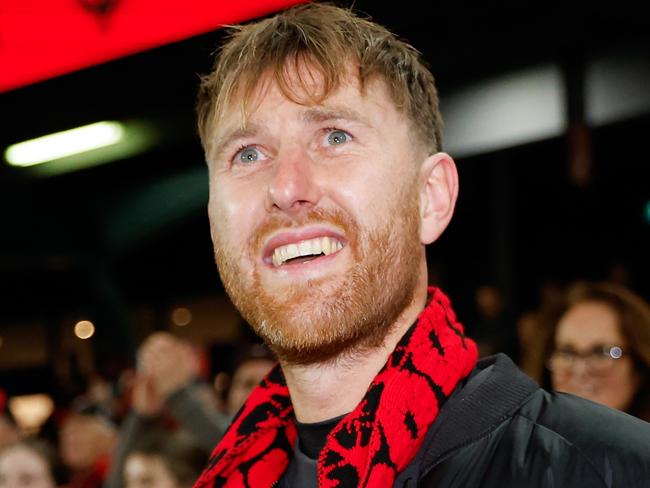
[[541, 281, 650, 421]]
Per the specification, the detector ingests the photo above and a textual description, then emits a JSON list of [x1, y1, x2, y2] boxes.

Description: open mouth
[[271, 236, 344, 267]]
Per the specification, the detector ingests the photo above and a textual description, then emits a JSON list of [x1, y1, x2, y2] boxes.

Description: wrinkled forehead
[[232, 59, 364, 127], [207, 72, 401, 170]]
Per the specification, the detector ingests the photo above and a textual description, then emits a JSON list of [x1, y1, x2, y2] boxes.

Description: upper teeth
[[272, 236, 343, 267]]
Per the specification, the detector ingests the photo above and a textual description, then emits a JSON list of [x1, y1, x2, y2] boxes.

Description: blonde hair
[[196, 2, 443, 161]]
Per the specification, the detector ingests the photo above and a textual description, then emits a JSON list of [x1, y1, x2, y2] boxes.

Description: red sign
[[0, 0, 307, 93]]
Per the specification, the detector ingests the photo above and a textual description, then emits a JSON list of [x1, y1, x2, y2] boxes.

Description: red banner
[[0, 0, 307, 93]]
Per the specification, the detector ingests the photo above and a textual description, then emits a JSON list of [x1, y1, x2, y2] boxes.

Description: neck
[[281, 269, 429, 424]]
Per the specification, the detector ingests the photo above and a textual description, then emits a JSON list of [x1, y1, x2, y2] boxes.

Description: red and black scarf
[[194, 287, 478, 488]]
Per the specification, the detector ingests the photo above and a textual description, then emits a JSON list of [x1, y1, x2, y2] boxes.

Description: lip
[[262, 226, 347, 265]]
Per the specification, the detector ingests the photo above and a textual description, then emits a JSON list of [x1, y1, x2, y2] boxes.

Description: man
[[193, 3, 650, 487]]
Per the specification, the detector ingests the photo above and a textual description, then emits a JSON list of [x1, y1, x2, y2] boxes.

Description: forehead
[[125, 453, 166, 474], [63, 414, 97, 429], [0, 446, 46, 470], [217, 64, 398, 137], [556, 301, 624, 346]]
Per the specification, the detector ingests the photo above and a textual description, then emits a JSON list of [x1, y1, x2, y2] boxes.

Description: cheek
[[124, 463, 146, 486], [209, 184, 259, 247], [610, 361, 640, 392], [550, 371, 567, 390], [326, 172, 398, 226]]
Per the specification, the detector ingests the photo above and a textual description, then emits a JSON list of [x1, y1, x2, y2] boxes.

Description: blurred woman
[[0, 438, 68, 488], [543, 281, 650, 420]]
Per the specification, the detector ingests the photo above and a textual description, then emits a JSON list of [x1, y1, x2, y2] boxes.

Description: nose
[[570, 358, 592, 379], [265, 147, 321, 213]]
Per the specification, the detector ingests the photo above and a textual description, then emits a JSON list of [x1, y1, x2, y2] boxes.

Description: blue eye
[[237, 147, 260, 163], [327, 130, 350, 146]]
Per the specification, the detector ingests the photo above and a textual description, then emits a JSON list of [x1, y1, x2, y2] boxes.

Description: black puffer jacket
[[394, 354, 650, 487]]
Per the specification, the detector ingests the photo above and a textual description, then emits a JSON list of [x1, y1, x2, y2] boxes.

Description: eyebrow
[[211, 105, 372, 159], [300, 105, 372, 126], [212, 123, 264, 160]]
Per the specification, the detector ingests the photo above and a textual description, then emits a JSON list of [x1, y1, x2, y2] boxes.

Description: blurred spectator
[[0, 437, 69, 488], [468, 284, 517, 358], [122, 428, 207, 488], [59, 401, 117, 488], [538, 281, 650, 421], [106, 333, 276, 488], [0, 390, 20, 450], [105, 332, 229, 488], [516, 281, 564, 381], [132, 332, 230, 447], [221, 342, 277, 416]]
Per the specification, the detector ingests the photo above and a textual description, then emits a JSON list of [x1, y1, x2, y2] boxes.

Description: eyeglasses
[[547, 345, 625, 375]]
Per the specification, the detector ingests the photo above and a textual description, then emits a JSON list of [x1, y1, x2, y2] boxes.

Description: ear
[[418, 152, 459, 245]]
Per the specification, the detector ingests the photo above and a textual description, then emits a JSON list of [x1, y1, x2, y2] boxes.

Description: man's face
[[207, 65, 426, 364], [59, 414, 115, 469]]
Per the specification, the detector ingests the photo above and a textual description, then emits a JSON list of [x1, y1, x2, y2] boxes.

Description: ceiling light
[[171, 307, 192, 327], [8, 394, 55, 435], [74, 320, 95, 340], [3, 119, 159, 176], [5, 121, 124, 167]]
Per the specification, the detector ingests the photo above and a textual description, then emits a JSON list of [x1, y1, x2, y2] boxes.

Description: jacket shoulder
[[412, 354, 650, 487], [520, 388, 650, 469]]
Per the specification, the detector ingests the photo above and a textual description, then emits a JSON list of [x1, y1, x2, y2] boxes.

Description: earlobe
[[418, 152, 459, 245]]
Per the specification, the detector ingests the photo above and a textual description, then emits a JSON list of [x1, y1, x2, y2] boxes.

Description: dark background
[[1, 2, 649, 397]]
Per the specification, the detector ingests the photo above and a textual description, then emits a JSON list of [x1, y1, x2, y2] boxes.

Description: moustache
[[251, 207, 359, 254]]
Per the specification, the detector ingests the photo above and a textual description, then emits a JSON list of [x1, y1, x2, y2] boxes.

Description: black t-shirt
[[296, 414, 345, 459], [279, 414, 347, 487]]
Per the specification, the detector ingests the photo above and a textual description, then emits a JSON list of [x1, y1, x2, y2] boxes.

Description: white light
[[74, 320, 95, 339], [610, 346, 623, 359], [8, 394, 55, 434], [4, 121, 125, 167], [587, 50, 650, 126], [441, 65, 566, 158]]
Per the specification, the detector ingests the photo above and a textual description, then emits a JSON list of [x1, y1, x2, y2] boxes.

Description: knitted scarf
[[194, 287, 478, 488]]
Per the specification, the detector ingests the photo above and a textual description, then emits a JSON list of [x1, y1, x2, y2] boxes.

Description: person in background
[[469, 284, 517, 358], [122, 428, 207, 488], [128, 332, 230, 449], [0, 391, 19, 450], [105, 332, 229, 488], [516, 281, 564, 381], [0, 437, 69, 488], [214, 342, 277, 417], [59, 401, 116, 488], [543, 280, 650, 420]]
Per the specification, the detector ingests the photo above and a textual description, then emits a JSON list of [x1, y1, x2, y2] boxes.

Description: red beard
[[214, 191, 422, 365]]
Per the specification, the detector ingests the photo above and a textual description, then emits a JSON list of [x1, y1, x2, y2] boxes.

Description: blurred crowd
[[0, 332, 276, 488], [2, 278, 650, 487]]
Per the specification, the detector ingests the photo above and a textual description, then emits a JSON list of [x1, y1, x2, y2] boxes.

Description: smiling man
[[192, 4, 650, 488]]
